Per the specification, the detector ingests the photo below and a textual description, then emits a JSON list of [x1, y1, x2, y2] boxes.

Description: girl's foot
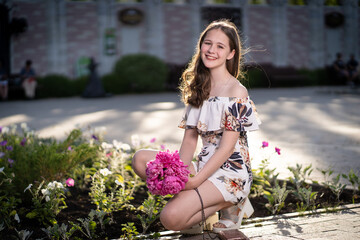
[[212, 198, 254, 233]]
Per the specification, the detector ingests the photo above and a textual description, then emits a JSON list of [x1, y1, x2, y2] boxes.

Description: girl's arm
[[179, 128, 198, 174], [184, 130, 239, 190]]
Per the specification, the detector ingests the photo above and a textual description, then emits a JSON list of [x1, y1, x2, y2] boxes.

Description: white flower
[[45, 196, 50, 202], [41, 189, 50, 196], [131, 134, 140, 147], [20, 123, 29, 132], [115, 179, 124, 188], [101, 142, 113, 150], [2, 127, 9, 134], [47, 181, 64, 190], [10, 124, 17, 134], [99, 168, 112, 176], [0, 167, 4, 173], [14, 213, 20, 223], [24, 184, 32, 192]]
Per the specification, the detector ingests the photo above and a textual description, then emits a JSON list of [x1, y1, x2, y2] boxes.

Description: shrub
[[0, 126, 98, 197], [102, 73, 125, 94], [37, 74, 73, 98], [113, 54, 168, 93], [71, 76, 88, 95], [241, 67, 270, 88]]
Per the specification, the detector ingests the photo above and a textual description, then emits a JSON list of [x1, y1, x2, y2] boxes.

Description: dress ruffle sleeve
[[178, 96, 261, 136]]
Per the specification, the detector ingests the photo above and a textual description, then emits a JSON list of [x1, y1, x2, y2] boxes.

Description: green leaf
[[26, 211, 38, 219]]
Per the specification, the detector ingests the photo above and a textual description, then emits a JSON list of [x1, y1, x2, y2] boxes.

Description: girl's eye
[[218, 45, 224, 49]]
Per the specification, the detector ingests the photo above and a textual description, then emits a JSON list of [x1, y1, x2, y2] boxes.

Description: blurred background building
[[0, 0, 359, 78]]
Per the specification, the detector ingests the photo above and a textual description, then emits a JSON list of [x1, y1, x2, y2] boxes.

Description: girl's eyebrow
[[204, 39, 226, 46]]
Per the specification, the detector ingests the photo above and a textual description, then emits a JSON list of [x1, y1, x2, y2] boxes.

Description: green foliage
[[113, 54, 168, 93], [1, 126, 98, 195], [37, 74, 73, 97], [294, 186, 319, 212], [36, 74, 88, 98], [25, 181, 67, 226], [319, 168, 347, 202], [102, 73, 124, 94], [242, 68, 269, 89], [288, 164, 314, 187], [137, 193, 166, 234], [120, 222, 139, 239], [42, 223, 78, 240], [297, 68, 328, 86], [342, 169, 360, 195], [264, 182, 291, 215], [251, 158, 279, 198]]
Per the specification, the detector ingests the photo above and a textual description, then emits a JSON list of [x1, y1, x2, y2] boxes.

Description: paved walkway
[[1, 86, 360, 239], [155, 204, 360, 240]]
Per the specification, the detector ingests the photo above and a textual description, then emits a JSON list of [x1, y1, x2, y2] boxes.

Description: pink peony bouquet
[[146, 150, 190, 196]]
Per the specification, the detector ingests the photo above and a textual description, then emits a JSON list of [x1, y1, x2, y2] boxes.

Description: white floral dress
[[179, 96, 261, 204]]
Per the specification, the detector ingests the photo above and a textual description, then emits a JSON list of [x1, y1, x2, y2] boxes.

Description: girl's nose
[[207, 45, 214, 53]]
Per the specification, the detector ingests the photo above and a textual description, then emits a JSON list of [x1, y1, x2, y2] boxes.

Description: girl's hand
[[184, 175, 201, 190]]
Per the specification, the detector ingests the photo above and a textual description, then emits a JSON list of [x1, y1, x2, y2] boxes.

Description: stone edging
[[242, 203, 360, 225]]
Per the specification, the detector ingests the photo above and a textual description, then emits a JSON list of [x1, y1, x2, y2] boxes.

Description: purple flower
[[0, 152, 5, 158], [92, 135, 99, 141], [275, 147, 281, 155], [150, 138, 156, 143], [6, 146, 13, 151], [20, 138, 27, 146], [262, 141, 269, 148], [0, 140, 7, 146], [8, 158, 14, 167], [67, 146, 72, 151]]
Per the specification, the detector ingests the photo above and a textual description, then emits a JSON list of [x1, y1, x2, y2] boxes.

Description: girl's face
[[200, 28, 235, 71]]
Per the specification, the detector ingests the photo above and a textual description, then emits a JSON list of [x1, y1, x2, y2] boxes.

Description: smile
[[205, 54, 217, 60]]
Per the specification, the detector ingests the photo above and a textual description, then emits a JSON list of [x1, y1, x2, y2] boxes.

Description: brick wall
[[247, 6, 273, 65], [11, 0, 48, 75], [287, 7, 310, 69], [66, 2, 99, 77], [163, 4, 193, 65]]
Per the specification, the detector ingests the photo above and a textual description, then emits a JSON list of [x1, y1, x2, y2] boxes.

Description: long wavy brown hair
[[179, 19, 243, 108]]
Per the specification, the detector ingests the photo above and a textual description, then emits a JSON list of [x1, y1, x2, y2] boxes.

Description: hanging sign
[[118, 8, 143, 25]]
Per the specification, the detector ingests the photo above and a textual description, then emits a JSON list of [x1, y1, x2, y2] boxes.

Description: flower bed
[[0, 125, 359, 239]]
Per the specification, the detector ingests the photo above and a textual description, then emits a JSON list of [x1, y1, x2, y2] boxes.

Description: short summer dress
[[178, 96, 261, 204]]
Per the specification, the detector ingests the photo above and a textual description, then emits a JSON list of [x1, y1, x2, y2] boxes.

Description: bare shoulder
[[228, 79, 248, 98]]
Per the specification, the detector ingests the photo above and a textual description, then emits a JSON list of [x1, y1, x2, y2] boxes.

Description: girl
[[132, 19, 260, 233]]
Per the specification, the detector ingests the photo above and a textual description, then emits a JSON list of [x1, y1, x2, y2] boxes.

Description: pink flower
[[275, 147, 281, 155], [150, 138, 156, 143], [160, 144, 165, 150], [146, 150, 190, 196], [67, 146, 72, 151], [262, 141, 269, 148], [162, 176, 184, 195], [66, 178, 75, 187]]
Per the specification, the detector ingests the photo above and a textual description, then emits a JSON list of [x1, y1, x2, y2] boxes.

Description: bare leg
[[160, 180, 232, 231], [132, 149, 158, 180]]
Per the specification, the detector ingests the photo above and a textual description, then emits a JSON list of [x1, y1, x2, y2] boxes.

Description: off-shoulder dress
[[178, 96, 261, 204]]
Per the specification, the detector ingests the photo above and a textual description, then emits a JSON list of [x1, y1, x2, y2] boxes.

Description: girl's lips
[[206, 54, 217, 60]]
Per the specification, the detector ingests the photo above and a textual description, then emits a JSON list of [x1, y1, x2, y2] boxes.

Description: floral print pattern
[[179, 96, 260, 203]]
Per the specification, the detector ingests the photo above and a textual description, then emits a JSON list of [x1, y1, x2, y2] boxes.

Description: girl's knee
[[160, 207, 184, 231]]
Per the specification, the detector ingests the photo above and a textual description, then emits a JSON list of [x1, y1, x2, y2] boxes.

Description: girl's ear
[[227, 49, 235, 60]]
